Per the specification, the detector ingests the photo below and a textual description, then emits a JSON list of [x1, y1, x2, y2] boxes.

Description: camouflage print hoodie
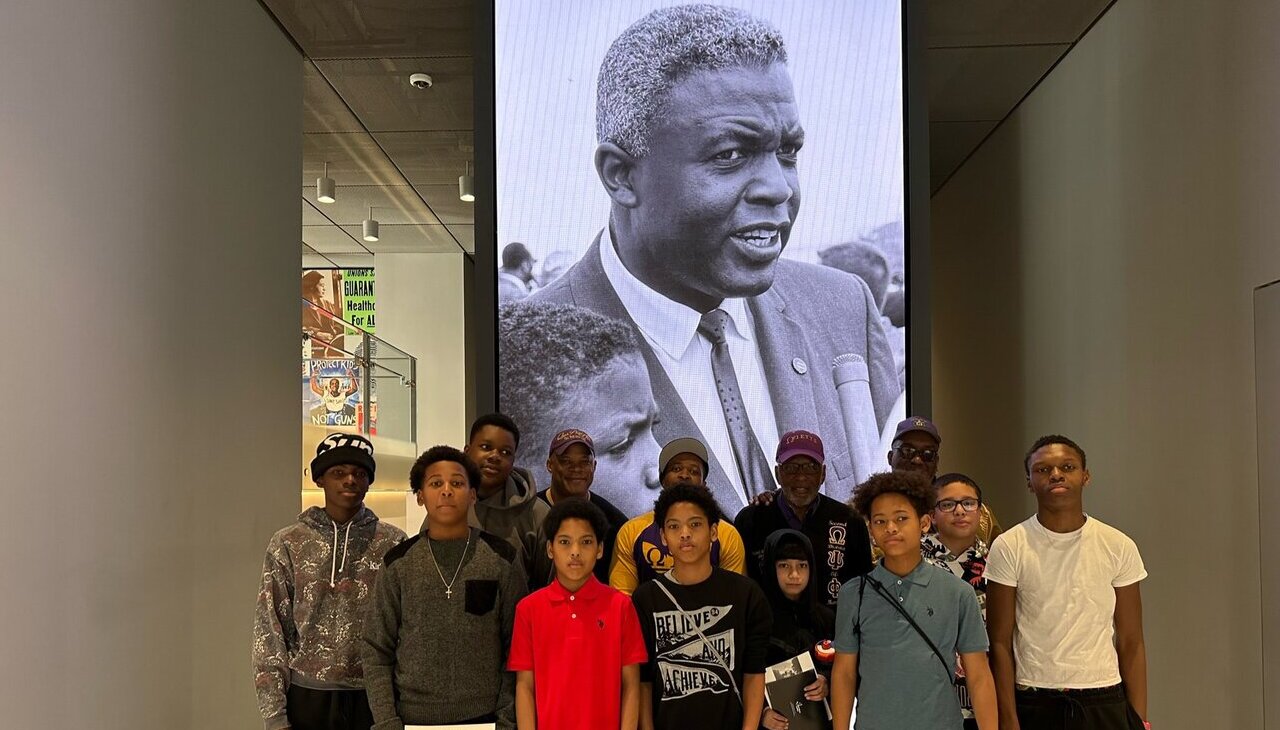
[[253, 506, 406, 730]]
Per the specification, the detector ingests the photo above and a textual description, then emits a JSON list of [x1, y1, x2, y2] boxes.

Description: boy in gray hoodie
[[253, 433, 407, 730], [465, 412, 548, 560]]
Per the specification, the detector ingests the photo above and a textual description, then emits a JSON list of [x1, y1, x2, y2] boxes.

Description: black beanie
[[311, 433, 376, 484]]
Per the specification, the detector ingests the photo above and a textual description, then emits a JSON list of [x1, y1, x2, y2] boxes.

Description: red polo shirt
[[508, 574, 648, 729]]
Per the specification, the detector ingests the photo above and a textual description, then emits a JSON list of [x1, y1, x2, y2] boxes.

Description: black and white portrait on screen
[[496, 1, 908, 516]]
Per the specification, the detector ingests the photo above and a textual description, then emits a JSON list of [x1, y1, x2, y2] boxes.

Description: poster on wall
[[302, 268, 376, 359], [494, 0, 908, 516], [303, 359, 377, 433], [342, 268, 377, 333]]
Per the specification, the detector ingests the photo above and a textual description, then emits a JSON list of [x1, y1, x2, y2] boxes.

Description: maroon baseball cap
[[548, 428, 594, 457], [776, 430, 824, 464], [893, 416, 941, 444]]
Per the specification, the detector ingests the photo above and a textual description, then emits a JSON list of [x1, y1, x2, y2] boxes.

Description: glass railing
[[302, 298, 415, 444]]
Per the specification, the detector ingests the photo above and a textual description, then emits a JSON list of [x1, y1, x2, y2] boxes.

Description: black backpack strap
[[863, 574, 954, 680]]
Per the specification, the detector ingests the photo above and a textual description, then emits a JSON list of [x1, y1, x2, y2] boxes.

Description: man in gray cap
[[253, 433, 406, 730], [608, 437, 748, 594]]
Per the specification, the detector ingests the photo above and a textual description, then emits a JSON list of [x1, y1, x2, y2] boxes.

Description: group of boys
[[254, 416, 1149, 730]]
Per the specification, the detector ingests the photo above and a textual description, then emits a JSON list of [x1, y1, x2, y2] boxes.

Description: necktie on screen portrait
[[698, 309, 776, 498]]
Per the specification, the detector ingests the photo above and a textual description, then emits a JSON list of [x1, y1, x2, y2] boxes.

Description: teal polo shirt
[[833, 559, 988, 730]]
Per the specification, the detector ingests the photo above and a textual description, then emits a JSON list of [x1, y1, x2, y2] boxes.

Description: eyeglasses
[[936, 498, 980, 513], [894, 443, 938, 463], [779, 462, 822, 475]]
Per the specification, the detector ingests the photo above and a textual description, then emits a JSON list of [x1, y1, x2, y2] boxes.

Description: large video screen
[[495, 0, 908, 516]]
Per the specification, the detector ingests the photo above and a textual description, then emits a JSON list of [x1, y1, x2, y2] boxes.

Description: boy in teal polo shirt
[[830, 471, 996, 730]]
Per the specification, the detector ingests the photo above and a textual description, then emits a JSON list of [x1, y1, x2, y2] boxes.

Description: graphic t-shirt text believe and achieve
[[631, 568, 772, 730]]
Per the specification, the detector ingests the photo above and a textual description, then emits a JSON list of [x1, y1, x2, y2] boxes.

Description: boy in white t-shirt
[[985, 435, 1149, 730]]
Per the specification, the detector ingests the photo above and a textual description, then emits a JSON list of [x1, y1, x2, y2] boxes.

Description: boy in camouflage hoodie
[[253, 433, 406, 730]]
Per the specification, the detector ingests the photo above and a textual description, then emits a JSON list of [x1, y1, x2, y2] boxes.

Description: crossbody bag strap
[[851, 575, 867, 638], [653, 578, 744, 706], [863, 575, 955, 680]]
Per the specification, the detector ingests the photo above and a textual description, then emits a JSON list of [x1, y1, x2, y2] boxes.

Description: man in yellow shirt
[[609, 437, 746, 594]]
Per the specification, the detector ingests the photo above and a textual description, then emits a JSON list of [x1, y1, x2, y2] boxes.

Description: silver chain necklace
[[425, 531, 471, 599]]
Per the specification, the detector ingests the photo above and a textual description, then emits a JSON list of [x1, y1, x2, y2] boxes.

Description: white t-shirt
[[985, 515, 1147, 689], [322, 390, 349, 412]]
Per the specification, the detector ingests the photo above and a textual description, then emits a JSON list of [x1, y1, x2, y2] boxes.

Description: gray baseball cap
[[659, 437, 709, 476]]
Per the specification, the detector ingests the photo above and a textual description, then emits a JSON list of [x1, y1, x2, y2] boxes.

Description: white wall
[[931, 2, 1280, 727], [376, 252, 470, 449], [0, 1, 300, 727]]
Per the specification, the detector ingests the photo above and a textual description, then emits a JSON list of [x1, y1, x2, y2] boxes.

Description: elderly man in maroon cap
[[734, 429, 873, 607]]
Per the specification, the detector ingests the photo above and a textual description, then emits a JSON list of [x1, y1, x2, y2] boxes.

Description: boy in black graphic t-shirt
[[632, 485, 772, 730]]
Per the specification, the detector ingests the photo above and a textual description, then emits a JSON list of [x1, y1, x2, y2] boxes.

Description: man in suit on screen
[[525, 4, 898, 512]]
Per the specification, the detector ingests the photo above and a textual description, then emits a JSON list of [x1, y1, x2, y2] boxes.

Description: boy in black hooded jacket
[[759, 529, 835, 730]]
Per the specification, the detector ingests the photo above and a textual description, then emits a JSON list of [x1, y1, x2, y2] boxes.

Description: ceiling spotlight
[[409, 73, 433, 89], [363, 206, 379, 242], [459, 161, 475, 203], [316, 161, 336, 204]]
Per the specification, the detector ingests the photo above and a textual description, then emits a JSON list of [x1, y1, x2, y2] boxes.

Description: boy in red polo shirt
[[509, 499, 648, 729]]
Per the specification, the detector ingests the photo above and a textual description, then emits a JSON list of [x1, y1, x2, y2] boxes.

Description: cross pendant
[[445, 587, 453, 599]]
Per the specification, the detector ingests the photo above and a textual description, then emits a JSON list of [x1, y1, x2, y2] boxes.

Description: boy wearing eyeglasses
[[985, 436, 1149, 730], [922, 473, 991, 730], [734, 430, 872, 607], [888, 417, 1004, 547]]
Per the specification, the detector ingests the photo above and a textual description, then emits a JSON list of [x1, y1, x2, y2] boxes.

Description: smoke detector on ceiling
[[409, 73, 433, 89]]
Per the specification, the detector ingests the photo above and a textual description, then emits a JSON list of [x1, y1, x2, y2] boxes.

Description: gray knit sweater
[[362, 526, 526, 730]]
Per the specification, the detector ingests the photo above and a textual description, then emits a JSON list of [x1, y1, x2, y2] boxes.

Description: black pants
[[286, 685, 374, 730], [1015, 684, 1144, 730]]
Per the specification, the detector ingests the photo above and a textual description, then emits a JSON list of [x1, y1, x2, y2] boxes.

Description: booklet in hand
[[764, 652, 831, 730]]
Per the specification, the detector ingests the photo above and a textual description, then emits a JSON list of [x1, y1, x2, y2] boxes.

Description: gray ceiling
[[263, 0, 476, 267], [927, 0, 1116, 192], [262, 0, 1117, 265]]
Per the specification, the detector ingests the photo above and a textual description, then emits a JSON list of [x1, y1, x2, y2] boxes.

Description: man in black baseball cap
[[253, 433, 406, 730], [888, 416, 943, 480]]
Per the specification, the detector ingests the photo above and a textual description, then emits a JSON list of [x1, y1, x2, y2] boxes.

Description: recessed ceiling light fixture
[[459, 161, 475, 203], [316, 161, 336, 204], [362, 205, 379, 242]]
